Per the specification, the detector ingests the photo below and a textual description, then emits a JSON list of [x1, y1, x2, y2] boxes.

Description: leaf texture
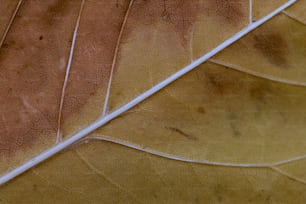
[[1, 0, 306, 203]]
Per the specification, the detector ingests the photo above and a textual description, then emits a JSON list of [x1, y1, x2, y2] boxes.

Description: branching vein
[[0, 0, 296, 186], [102, 0, 134, 117], [282, 10, 306, 26], [56, 0, 86, 143], [209, 58, 306, 87]]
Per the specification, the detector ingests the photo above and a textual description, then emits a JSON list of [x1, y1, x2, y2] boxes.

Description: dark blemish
[[39, 35, 44, 40], [2, 43, 9, 48], [205, 71, 236, 96], [165, 126, 197, 141], [197, 106, 206, 114], [253, 33, 289, 67]]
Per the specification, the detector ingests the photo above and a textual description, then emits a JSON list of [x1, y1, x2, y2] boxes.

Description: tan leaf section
[[1, 141, 306, 203], [283, 0, 306, 24], [96, 60, 306, 164]]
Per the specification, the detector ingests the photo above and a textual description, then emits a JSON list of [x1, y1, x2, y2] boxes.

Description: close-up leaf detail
[[0, 0, 306, 203]]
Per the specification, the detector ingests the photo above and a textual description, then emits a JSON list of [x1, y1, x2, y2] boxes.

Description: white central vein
[[102, 0, 134, 117], [56, 0, 86, 143], [0, 0, 296, 185]]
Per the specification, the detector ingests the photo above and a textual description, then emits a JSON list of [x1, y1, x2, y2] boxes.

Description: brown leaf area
[[1, 0, 306, 203]]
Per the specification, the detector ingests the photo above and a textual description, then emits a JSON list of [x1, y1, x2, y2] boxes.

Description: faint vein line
[[249, 0, 253, 24], [282, 10, 306, 26], [164, 88, 190, 109], [188, 163, 205, 186], [209, 58, 306, 87], [87, 135, 306, 187], [86, 135, 269, 168], [189, 25, 195, 62], [270, 166, 306, 185], [0, 0, 23, 49], [86, 135, 306, 169], [102, 0, 134, 117], [271, 154, 306, 166], [144, 153, 171, 188], [75, 150, 143, 204], [32, 169, 82, 194], [56, 0, 86, 144], [0, 0, 296, 186]]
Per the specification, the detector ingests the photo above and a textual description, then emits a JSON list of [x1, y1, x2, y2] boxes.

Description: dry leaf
[[1, 0, 306, 203]]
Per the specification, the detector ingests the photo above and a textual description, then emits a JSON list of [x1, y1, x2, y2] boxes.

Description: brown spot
[[166, 126, 197, 141], [202, 67, 239, 97], [197, 106, 206, 114], [39, 35, 43, 40], [253, 32, 289, 67]]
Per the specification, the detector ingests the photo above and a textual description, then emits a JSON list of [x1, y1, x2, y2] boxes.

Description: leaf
[[1, 0, 306, 203]]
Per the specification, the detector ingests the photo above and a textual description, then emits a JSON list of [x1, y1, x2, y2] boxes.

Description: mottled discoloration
[[127, 0, 203, 45], [0, 0, 133, 157], [253, 32, 289, 67], [129, 0, 246, 45], [206, 0, 246, 25], [0, 0, 82, 157], [201, 67, 240, 97]]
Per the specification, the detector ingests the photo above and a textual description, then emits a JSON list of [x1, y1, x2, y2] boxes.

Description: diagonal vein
[[102, 0, 134, 117], [282, 10, 306, 26], [0, 0, 23, 49], [56, 0, 86, 143], [209, 58, 306, 87], [0, 0, 296, 186], [75, 150, 143, 204]]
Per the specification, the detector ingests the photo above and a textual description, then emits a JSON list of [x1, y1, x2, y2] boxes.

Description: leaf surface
[[1, 0, 306, 203]]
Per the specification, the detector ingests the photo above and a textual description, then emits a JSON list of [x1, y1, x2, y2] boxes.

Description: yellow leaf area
[[1, 0, 306, 203], [1, 141, 306, 203]]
